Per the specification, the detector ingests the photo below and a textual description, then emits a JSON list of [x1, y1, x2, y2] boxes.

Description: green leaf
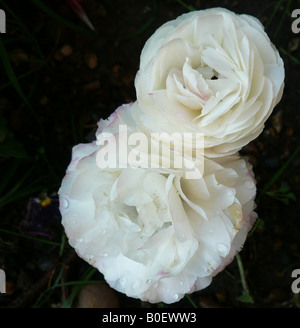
[[157, 302, 166, 308], [286, 192, 297, 201], [257, 145, 300, 202], [266, 184, 297, 205], [256, 218, 265, 230], [281, 197, 289, 205], [294, 293, 300, 308], [277, 185, 290, 194], [236, 290, 254, 304], [0, 135, 27, 158]]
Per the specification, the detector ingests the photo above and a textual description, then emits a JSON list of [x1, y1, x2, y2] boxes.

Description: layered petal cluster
[[135, 8, 284, 157], [59, 104, 257, 304], [58, 7, 284, 304]]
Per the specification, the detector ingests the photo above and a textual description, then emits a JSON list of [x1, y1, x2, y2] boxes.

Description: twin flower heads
[[58, 8, 284, 304]]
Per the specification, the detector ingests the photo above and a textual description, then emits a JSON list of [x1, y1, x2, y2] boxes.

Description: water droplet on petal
[[146, 279, 152, 285], [102, 252, 108, 257], [179, 280, 184, 286], [208, 228, 214, 234], [172, 293, 179, 301], [61, 197, 69, 209], [76, 238, 83, 243], [216, 243, 228, 257], [227, 188, 235, 196]]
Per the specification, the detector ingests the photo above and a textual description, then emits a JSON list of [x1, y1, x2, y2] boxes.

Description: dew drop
[[216, 243, 228, 257], [179, 280, 184, 286], [146, 279, 152, 285], [102, 252, 108, 257], [227, 188, 235, 196], [172, 293, 179, 301], [208, 228, 215, 234], [61, 197, 69, 209], [76, 238, 83, 243]]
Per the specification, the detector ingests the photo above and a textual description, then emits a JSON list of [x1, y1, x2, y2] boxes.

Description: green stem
[[185, 294, 198, 308], [236, 253, 248, 292]]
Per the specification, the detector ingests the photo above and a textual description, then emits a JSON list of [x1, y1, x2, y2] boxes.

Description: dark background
[[0, 0, 299, 308]]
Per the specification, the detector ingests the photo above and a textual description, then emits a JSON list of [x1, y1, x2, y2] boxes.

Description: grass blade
[[274, 0, 292, 39], [280, 47, 300, 66], [119, 0, 157, 40], [0, 0, 45, 59], [0, 159, 19, 193], [176, 0, 196, 11], [0, 63, 47, 92], [59, 232, 66, 257], [257, 144, 300, 202], [61, 267, 96, 308], [0, 38, 31, 109], [0, 228, 61, 247], [264, 0, 284, 30], [185, 294, 198, 308], [29, 0, 93, 35], [33, 265, 65, 308]]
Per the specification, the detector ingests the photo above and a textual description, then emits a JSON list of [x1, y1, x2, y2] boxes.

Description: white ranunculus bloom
[[135, 8, 284, 157], [59, 103, 257, 304]]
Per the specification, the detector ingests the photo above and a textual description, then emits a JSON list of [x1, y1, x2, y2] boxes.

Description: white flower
[[134, 8, 284, 157], [58, 103, 257, 304]]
